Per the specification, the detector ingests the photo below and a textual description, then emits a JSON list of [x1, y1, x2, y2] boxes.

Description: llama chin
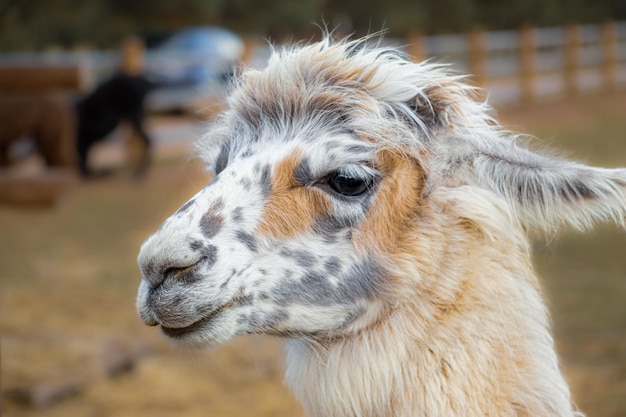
[[137, 36, 626, 417]]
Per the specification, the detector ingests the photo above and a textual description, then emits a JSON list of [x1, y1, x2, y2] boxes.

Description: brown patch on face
[[257, 151, 332, 238], [354, 150, 426, 254]]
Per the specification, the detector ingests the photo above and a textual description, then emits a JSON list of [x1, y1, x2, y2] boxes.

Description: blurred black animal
[[76, 73, 155, 177]]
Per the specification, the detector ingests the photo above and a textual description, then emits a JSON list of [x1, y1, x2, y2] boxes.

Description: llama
[[136, 37, 626, 417], [0, 95, 76, 168], [75, 72, 155, 177]]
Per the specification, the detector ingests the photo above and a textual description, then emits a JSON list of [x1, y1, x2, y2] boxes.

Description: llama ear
[[470, 142, 626, 233], [407, 86, 448, 129], [401, 77, 486, 136]]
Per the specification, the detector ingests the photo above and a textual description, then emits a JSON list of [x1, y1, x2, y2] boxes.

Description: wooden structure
[[0, 168, 76, 207], [0, 66, 87, 94], [406, 20, 625, 106]]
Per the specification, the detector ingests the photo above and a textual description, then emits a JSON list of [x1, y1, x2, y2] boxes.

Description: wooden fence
[[1, 21, 624, 107], [403, 21, 626, 105]]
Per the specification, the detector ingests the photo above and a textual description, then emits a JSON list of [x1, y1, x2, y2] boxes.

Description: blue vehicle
[[147, 26, 244, 87], [144, 26, 244, 111]]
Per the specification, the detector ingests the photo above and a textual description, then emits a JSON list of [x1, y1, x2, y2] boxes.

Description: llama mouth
[[160, 300, 234, 338], [161, 306, 224, 338]]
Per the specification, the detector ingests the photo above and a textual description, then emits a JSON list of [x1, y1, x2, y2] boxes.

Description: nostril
[[162, 257, 207, 285], [139, 243, 217, 289]]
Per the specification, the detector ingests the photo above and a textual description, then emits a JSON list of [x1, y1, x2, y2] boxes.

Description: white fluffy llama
[[136, 37, 626, 417]]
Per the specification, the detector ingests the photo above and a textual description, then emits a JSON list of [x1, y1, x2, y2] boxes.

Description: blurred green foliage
[[1, 0, 626, 50]]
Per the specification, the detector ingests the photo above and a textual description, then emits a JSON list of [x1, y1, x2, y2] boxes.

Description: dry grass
[[1, 92, 626, 417]]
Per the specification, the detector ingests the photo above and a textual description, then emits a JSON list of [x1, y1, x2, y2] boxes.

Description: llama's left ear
[[469, 141, 626, 233], [406, 83, 477, 132], [406, 86, 449, 130], [395, 73, 489, 142]]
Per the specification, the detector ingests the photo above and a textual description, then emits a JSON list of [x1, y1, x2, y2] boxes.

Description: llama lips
[[160, 303, 229, 338], [160, 313, 216, 338]]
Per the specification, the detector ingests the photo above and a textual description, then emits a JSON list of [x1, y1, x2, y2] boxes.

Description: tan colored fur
[[258, 150, 332, 238], [353, 150, 426, 255]]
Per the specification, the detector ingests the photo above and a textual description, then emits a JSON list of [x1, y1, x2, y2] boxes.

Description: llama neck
[[285, 284, 575, 417], [284, 205, 577, 417]]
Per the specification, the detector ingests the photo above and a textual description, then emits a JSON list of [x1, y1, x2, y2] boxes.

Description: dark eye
[[326, 172, 371, 196]]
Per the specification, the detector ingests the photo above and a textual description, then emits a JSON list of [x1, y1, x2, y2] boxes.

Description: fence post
[[519, 25, 536, 105], [120, 35, 146, 75], [241, 36, 260, 68], [601, 20, 619, 92], [73, 44, 95, 93], [119, 36, 148, 169], [468, 27, 487, 88], [564, 23, 580, 97], [406, 30, 427, 63]]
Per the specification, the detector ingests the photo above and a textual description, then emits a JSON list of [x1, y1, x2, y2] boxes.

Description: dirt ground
[[1, 91, 626, 417]]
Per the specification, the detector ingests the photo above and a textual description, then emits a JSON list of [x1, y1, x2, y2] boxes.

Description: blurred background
[[1, 1, 625, 416]]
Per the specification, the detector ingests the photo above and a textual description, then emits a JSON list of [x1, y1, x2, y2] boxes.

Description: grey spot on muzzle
[[294, 157, 313, 185], [232, 207, 244, 222], [200, 207, 224, 239], [189, 240, 203, 251], [235, 294, 254, 306], [258, 164, 272, 196], [200, 244, 218, 270], [235, 230, 258, 252], [280, 248, 317, 268], [311, 215, 354, 244], [272, 257, 386, 307], [141, 259, 159, 282], [324, 257, 341, 274], [240, 178, 253, 190], [175, 242, 218, 284]]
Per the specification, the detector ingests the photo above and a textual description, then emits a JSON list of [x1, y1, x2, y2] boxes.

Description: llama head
[[136, 37, 626, 347]]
